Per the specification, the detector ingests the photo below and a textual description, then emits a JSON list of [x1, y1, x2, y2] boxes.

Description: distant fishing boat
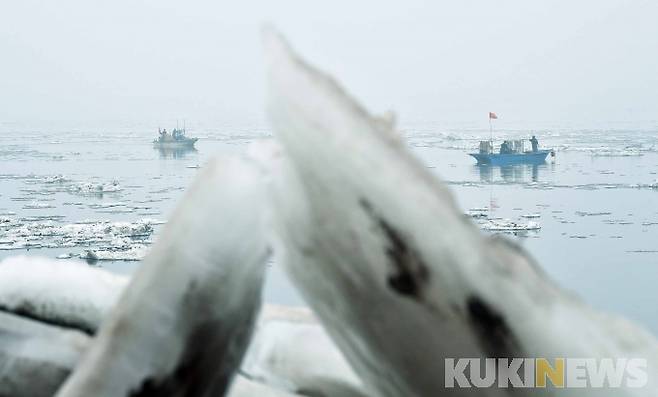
[[153, 125, 198, 148], [469, 112, 554, 165]]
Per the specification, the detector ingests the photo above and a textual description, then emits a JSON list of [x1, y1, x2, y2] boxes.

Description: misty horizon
[[2, 0, 657, 129]]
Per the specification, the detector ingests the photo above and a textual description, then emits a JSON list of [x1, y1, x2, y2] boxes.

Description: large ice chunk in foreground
[[0, 256, 127, 334], [263, 28, 658, 396], [56, 154, 272, 397]]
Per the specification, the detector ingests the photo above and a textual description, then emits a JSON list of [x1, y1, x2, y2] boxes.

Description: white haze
[[1, 0, 657, 130]]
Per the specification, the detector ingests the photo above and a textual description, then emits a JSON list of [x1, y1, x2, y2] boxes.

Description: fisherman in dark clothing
[[500, 141, 511, 154], [530, 135, 539, 152]]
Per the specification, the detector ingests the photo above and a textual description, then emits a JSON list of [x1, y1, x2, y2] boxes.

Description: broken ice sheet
[[0, 218, 162, 259], [69, 180, 122, 195], [82, 244, 150, 262], [576, 211, 612, 216], [23, 202, 56, 210]]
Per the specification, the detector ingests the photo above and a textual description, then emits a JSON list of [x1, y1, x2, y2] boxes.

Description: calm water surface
[[1, 124, 657, 334]]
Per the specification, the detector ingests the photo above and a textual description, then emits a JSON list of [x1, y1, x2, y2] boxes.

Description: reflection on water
[[156, 146, 198, 159], [475, 162, 555, 183]]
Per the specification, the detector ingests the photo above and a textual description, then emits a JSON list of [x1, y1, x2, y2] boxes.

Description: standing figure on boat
[[530, 135, 539, 152], [499, 141, 511, 154]]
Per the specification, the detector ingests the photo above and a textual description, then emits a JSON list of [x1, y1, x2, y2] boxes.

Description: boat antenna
[[489, 118, 492, 142], [489, 113, 493, 143]]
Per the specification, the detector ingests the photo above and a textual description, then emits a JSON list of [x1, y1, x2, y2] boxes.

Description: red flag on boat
[[489, 112, 498, 119]]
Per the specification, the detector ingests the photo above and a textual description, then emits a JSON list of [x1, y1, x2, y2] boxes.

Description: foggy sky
[[2, 0, 657, 129]]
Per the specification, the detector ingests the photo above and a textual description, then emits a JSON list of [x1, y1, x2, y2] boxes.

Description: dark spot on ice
[[467, 295, 521, 358], [359, 198, 429, 300], [129, 320, 249, 397], [129, 281, 259, 397]]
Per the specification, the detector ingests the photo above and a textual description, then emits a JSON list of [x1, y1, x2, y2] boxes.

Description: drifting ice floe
[[81, 244, 149, 262], [43, 174, 68, 184], [23, 202, 56, 209], [481, 219, 541, 232], [19, 174, 124, 196], [0, 217, 159, 258], [69, 180, 122, 194], [465, 207, 489, 218], [590, 148, 643, 157], [520, 213, 541, 218], [576, 211, 612, 217]]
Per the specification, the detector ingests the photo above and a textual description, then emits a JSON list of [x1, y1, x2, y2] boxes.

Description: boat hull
[[152, 138, 198, 148], [469, 150, 551, 165]]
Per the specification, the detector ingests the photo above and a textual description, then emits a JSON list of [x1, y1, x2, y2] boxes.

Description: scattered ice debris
[[70, 180, 122, 194], [82, 244, 149, 262], [23, 202, 56, 210], [20, 215, 66, 222], [481, 219, 541, 232], [590, 148, 643, 157], [651, 180, 658, 189], [136, 211, 161, 216], [88, 202, 128, 209], [575, 211, 612, 217], [552, 216, 574, 224], [0, 218, 161, 258], [465, 207, 489, 219], [43, 174, 67, 184], [603, 219, 634, 225], [521, 213, 541, 219]]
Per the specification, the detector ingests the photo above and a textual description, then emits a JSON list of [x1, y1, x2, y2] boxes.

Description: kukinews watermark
[[445, 358, 647, 388]]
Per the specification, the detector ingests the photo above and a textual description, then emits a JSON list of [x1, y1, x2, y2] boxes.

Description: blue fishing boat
[[469, 148, 553, 165], [469, 137, 554, 165], [470, 114, 555, 165]]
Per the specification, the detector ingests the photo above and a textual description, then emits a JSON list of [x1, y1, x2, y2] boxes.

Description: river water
[[1, 123, 656, 334]]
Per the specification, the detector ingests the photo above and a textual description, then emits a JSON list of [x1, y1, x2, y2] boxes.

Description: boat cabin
[[479, 140, 526, 154]]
